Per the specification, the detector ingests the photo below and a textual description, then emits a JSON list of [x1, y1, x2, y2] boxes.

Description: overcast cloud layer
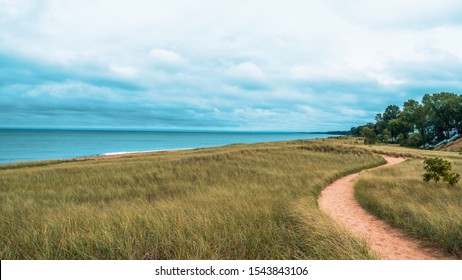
[[1, 0, 461, 131]]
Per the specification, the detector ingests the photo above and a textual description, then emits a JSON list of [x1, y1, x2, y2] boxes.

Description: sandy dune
[[318, 155, 456, 260]]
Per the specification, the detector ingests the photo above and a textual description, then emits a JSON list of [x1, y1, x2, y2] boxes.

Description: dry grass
[[315, 136, 449, 155], [355, 158, 462, 258], [1, 140, 383, 260], [437, 138, 462, 153], [316, 137, 462, 258]]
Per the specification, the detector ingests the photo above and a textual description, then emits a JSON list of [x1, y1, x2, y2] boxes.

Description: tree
[[382, 129, 392, 143], [388, 118, 412, 143], [374, 113, 387, 135], [401, 99, 429, 146], [422, 92, 461, 140], [349, 92, 461, 149], [456, 95, 462, 134], [376, 128, 392, 143], [406, 133, 423, 147], [423, 158, 460, 187], [350, 126, 361, 136], [383, 105, 401, 122], [361, 127, 376, 144], [350, 123, 375, 137]]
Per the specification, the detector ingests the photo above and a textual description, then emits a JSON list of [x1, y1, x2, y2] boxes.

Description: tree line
[[350, 92, 462, 147]]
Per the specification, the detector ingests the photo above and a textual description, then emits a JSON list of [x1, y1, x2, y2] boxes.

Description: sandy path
[[318, 155, 456, 260]]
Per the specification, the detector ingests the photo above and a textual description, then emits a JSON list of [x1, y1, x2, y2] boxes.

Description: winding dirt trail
[[318, 155, 456, 260]]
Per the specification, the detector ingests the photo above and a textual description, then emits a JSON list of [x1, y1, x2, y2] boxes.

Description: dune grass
[[316, 137, 461, 258], [1, 140, 383, 260], [355, 158, 462, 258], [315, 136, 461, 160]]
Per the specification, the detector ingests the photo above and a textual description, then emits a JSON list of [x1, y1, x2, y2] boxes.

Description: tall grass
[[355, 158, 462, 258], [1, 141, 383, 259], [315, 136, 461, 160], [311, 137, 462, 258]]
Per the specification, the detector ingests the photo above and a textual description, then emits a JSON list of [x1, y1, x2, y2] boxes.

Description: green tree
[[388, 118, 412, 143], [382, 129, 392, 143], [350, 126, 360, 136], [383, 105, 401, 122], [422, 92, 461, 140], [423, 158, 460, 187], [376, 128, 391, 143], [374, 113, 387, 135], [456, 94, 462, 134], [361, 127, 376, 144], [350, 123, 375, 137], [349, 92, 461, 148], [402, 99, 429, 146]]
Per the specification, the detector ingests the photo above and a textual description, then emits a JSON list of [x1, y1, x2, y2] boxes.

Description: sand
[[318, 155, 456, 260], [78, 148, 193, 160]]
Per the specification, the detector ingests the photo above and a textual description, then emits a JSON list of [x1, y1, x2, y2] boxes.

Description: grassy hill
[[0, 140, 383, 260], [437, 138, 462, 153], [314, 137, 462, 258], [1, 137, 460, 259]]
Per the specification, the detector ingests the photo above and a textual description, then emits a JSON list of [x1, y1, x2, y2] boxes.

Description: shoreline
[[0, 133, 342, 166], [0, 147, 196, 166], [86, 148, 194, 159]]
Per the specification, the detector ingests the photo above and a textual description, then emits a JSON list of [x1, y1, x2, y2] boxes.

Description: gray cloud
[[1, 0, 461, 131]]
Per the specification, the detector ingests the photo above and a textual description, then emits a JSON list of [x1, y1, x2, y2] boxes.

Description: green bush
[[423, 158, 460, 187], [406, 133, 423, 148]]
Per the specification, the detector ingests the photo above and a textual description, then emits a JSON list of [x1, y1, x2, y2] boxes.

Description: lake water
[[0, 129, 337, 164]]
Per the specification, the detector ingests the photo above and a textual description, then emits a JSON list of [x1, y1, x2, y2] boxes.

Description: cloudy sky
[[1, 0, 461, 131]]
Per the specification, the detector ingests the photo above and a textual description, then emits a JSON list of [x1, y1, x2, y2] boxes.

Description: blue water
[[0, 129, 337, 164]]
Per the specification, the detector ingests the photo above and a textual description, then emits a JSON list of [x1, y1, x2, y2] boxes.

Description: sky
[[1, 0, 461, 131]]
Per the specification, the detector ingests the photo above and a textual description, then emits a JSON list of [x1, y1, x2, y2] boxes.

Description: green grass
[[353, 148, 462, 258], [0, 140, 383, 260]]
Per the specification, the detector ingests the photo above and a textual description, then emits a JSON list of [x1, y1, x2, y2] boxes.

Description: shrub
[[406, 133, 423, 148], [397, 133, 406, 145], [423, 158, 460, 187]]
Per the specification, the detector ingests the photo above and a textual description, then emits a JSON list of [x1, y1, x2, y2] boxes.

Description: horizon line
[[0, 127, 348, 134]]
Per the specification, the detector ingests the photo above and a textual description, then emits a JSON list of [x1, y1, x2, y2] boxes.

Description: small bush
[[423, 158, 460, 187]]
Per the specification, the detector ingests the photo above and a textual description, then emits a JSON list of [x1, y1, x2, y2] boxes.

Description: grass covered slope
[[314, 137, 461, 258], [354, 152, 462, 258], [0, 140, 384, 260]]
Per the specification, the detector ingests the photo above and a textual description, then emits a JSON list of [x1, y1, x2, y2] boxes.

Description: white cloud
[[110, 65, 137, 77], [148, 48, 187, 67], [225, 62, 269, 91], [326, 0, 462, 29], [228, 62, 265, 81], [367, 73, 405, 87], [290, 62, 368, 83]]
